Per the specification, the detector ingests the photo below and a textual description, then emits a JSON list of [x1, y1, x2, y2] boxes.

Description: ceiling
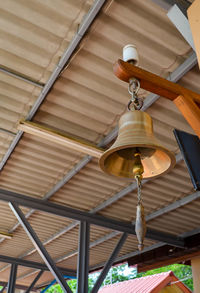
[[0, 0, 199, 290]]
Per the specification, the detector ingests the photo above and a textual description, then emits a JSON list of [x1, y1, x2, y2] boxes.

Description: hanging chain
[[135, 175, 142, 204], [127, 78, 143, 111], [135, 173, 146, 251]]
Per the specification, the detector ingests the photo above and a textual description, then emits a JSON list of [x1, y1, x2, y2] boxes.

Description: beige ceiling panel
[[50, 158, 128, 211], [0, 0, 94, 82], [0, 0, 198, 287], [0, 0, 94, 164], [0, 133, 85, 197], [107, 0, 189, 56], [147, 199, 200, 236]]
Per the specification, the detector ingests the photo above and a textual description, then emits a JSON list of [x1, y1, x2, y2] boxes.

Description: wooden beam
[[137, 250, 200, 272], [129, 232, 200, 273], [174, 95, 200, 138], [188, 0, 200, 69], [129, 243, 200, 272], [18, 120, 104, 159], [191, 257, 200, 293], [113, 59, 200, 104], [0, 232, 12, 240]]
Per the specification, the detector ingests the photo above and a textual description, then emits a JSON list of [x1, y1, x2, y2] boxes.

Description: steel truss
[[0, 188, 184, 248], [7, 263, 17, 293], [9, 203, 73, 293], [0, 254, 76, 276], [77, 222, 90, 293], [91, 233, 128, 293], [25, 270, 44, 293]]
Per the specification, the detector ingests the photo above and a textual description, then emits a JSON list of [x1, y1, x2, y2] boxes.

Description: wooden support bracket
[[114, 59, 200, 103], [114, 59, 200, 137], [174, 95, 200, 138]]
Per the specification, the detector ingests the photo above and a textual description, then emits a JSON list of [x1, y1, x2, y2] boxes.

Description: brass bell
[[99, 110, 176, 179]]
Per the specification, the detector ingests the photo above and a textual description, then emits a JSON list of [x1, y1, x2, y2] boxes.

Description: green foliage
[[101, 263, 136, 286], [44, 263, 193, 292], [44, 284, 63, 293], [136, 264, 193, 291]]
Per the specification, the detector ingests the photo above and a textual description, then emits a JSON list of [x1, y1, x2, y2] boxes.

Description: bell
[[99, 110, 176, 179]]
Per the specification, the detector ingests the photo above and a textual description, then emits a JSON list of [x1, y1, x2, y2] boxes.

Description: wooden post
[[173, 95, 200, 138], [188, 0, 200, 69], [191, 256, 200, 293]]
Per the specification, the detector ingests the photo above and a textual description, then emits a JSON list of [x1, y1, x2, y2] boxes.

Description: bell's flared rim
[[99, 143, 176, 180]]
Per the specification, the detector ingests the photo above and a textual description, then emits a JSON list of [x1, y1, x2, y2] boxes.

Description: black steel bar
[[7, 263, 18, 293], [0, 189, 184, 247], [0, 254, 76, 276], [77, 222, 90, 293], [25, 270, 44, 293], [9, 202, 73, 293], [91, 233, 128, 293]]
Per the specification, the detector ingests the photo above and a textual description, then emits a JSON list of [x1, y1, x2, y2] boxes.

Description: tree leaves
[[44, 263, 193, 292]]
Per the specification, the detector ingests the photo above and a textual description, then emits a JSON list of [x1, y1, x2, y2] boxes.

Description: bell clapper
[[133, 152, 147, 251]]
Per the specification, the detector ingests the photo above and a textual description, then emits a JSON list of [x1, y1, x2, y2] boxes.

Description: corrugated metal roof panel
[[0, 133, 85, 196], [148, 199, 200, 235], [0, 0, 94, 160], [99, 271, 192, 293], [0, 0, 198, 288]]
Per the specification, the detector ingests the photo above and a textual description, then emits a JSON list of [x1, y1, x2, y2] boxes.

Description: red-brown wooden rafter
[[114, 59, 200, 138]]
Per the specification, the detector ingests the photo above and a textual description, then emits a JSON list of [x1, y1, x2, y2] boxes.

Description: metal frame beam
[[0, 254, 76, 276], [7, 263, 18, 293], [23, 189, 200, 278], [91, 233, 128, 293], [0, 189, 184, 247], [25, 270, 44, 293], [90, 222, 200, 273], [167, 4, 195, 50], [77, 222, 90, 293], [0, 66, 44, 88], [0, 128, 16, 137], [9, 202, 73, 293], [146, 190, 200, 221], [18, 186, 200, 281], [0, 152, 183, 277]]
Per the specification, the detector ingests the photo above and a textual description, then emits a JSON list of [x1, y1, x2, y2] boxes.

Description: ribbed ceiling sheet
[[0, 0, 199, 289], [0, 0, 94, 160]]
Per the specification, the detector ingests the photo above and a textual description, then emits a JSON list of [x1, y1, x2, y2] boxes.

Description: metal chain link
[[127, 78, 143, 111], [135, 175, 142, 204]]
